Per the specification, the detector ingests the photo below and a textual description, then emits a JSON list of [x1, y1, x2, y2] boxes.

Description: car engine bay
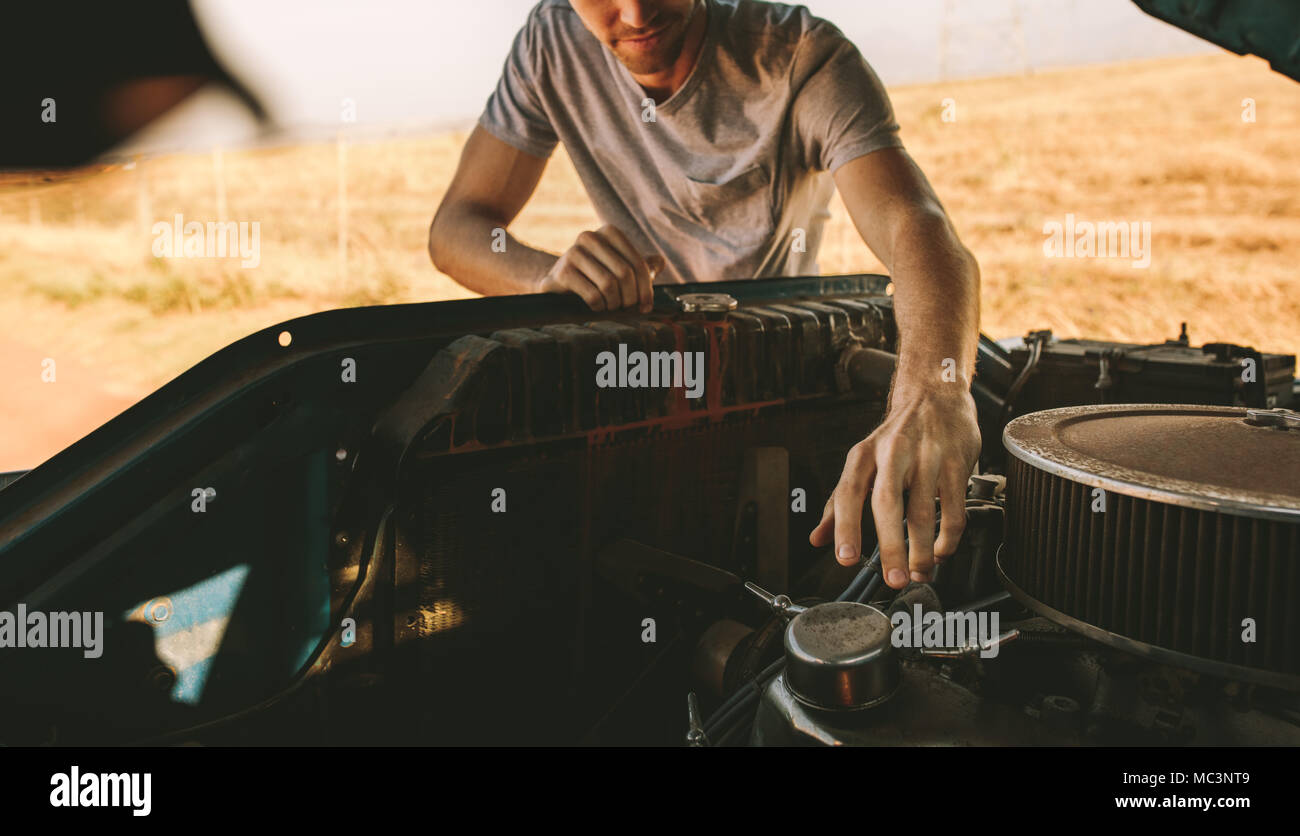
[[1, 274, 1293, 747]]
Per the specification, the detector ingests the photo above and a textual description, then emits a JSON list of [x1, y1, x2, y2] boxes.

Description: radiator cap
[[783, 601, 899, 710]]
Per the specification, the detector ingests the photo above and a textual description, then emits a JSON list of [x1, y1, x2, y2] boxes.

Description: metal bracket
[[1244, 407, 1300, 431], [731, 447, 790, 590]]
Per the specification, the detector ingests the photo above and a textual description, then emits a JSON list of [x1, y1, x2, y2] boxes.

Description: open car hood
[[1135, 0, 1300, 81]]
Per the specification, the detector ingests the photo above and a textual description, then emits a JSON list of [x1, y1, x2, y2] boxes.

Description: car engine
[[3, 274, 1293, 747]]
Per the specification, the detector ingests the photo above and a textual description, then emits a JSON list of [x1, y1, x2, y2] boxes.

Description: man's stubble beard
[[611, 2, 698, 76]]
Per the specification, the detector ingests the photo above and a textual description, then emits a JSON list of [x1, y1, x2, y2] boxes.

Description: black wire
[[837, 547, 883, 603], [702, 657, 784, 742], [852, 569, 885, 605]]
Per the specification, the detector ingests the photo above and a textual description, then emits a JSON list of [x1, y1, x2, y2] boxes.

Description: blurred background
[[1, 0, 1297, 469]]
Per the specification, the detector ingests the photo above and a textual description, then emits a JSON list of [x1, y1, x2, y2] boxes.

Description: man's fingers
[[832, 442, 875, 566], [832, 485, 866, 566], [543, 253, 608, 311], [643, 255, 666, 312], [569, 241, 623, 310], [870, 465, 907, 588], [934, 466, 969, 559], [809, 492, 835, 547], [600, 227, 662, 312], [905, 470, 939, 583], [574, 232, 628, 309], [560, 269, 608, 311], [588, 227, 646, 310], [637, 254, 663, 311], [556, 228, 659, 313], [597, 226, 650, 310]]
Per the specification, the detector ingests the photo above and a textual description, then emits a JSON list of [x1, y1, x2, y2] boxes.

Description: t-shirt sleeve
[[791, 22, 903, 173], [478, 6, 559, 159]]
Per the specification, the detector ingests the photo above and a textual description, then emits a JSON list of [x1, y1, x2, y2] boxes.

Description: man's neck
[[630, 0, 709, 103]]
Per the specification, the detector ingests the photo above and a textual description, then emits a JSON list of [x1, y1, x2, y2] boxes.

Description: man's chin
[[612, 21, 689, 76], [615, 52, 672, 75]]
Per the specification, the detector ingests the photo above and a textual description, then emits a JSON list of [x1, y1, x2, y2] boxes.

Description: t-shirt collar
[[605, 0, 718, 116]]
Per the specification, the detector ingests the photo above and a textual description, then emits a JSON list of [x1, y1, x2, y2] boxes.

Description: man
[[429, 0, 981, 590]]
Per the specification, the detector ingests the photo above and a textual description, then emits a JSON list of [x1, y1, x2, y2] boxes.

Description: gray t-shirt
[[479, 0, 903, 285]]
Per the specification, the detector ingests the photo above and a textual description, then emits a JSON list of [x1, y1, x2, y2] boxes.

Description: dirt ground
[[1, 52, 1297, 471]]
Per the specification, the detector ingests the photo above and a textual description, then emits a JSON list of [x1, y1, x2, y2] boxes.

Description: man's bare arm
[[809, 147, 982, 589], [428, 125, 556, 295], [429, 126, 657, 311]]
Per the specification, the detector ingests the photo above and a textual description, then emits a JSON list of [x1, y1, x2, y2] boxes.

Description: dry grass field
[[1, 52, 1297, 469]]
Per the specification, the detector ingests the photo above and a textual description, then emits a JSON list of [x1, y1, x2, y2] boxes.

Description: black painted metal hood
[[1134, 0, 1300, 81]]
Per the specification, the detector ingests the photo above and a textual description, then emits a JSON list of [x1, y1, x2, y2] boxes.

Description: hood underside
[[1135, 0, 1300, 82]]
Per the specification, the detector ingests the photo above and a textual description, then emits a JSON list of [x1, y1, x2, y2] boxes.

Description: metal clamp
[[677, 293, 738, 320], [744, 581, 807, 622], [1244, 407, 1300, 431], [919, 628, 1022, 659], [685, 692, 708, 747]]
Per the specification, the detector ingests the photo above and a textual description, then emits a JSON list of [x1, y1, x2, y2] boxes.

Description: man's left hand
[[809, 385, 981, 589]]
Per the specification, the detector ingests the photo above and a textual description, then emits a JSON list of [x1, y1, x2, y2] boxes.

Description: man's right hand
[[537, 225, 663, 313]]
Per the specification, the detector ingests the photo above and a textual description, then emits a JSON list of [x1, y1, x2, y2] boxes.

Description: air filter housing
[[1000, 404, 1300, 690]]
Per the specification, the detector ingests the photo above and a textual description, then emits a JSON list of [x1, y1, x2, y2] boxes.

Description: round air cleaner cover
[[1000, 404, 1300, 689]]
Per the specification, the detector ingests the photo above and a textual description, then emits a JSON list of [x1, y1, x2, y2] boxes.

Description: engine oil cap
[[783, 601, 899, 711]]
